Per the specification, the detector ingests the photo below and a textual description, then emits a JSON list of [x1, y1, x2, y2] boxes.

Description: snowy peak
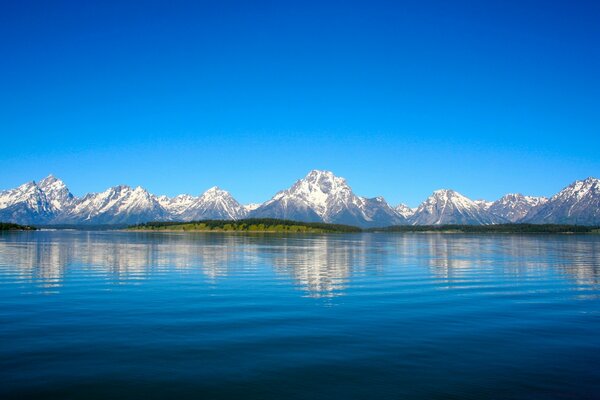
[[0, 176, 77, 224], [0, 181, 41, 209], [551, 177, 599, 201], [281, 170, 353, 217], [65, 184, 168, 224], [251, 170, 405, 227], [243, 203, 261, 213], [1, 174, 599, 226], [158, 194, 196, 216], [182, 186, 245, 220], [37, 175, 75, 211], [488, 193, 547, 222], [523, 177, 600, 225], [474, 199, 493, 211], [395, 203, 415, 218], [200, 186, 230, 201], [410, 189, 501, 225]]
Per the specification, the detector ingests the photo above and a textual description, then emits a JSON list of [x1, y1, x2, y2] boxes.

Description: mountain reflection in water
[[0, 231, 598, 297]]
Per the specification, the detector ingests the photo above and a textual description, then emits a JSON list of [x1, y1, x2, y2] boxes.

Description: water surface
[[1, 231, 599, 399]]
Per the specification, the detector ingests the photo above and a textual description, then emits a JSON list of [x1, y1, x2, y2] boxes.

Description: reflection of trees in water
[[0, 232, 598, 296]]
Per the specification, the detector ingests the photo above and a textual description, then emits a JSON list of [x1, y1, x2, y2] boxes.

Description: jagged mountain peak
[[474, 199, 493, 210], [175, 186, 244, 220], [38, 174, 63, 186], [305, 169, 339, 181], [551, 177, 599, 200], [201, 186, 230, 196], [37, 175, 75, 211], [285, 170, 351, 203], [2, 174, 599, 226], [487, 193, 547, 223], [251, 170, 405, 227], [243, 203, 261, 212], [0, 178, 66, 224], [395, 203, 415, 218], [410, 188, 501, 225], [425, 189, 475, 208], [523, 177, 600, 225], [494, 193, 548, 205], [62, 183, 167, 224]]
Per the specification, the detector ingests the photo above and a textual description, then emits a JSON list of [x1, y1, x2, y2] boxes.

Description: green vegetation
[[129, 220, 599, 234], [128, 218, 362, 233], [0, 222, 36, 231], [370, 224, 600, 234]]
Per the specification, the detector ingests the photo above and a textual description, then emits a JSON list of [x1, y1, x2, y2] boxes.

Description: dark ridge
[[0, 222, 36, 231]]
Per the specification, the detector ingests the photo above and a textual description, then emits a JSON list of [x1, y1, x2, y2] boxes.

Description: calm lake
[[1, 231, 599, 399]]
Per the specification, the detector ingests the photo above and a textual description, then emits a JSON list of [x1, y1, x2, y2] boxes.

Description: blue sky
[[1, 1, 598, 206]]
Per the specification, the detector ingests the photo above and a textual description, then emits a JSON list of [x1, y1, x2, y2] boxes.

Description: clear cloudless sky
[[1, 0, 598, 206]]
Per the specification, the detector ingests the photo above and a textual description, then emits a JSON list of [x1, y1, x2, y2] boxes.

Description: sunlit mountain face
[[0, 173, 599, 226]]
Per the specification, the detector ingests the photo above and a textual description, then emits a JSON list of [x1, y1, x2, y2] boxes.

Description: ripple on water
[[0, 231, 599, 399]]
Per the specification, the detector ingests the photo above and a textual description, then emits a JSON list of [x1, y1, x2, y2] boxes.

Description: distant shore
[[127, 219, 361, 233], [3, 220, 599, 234], [0, 222, 36, 231], [128, 220, 600, 234]]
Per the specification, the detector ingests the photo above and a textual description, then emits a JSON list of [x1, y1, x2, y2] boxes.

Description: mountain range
[[0, 171, 598, 227]]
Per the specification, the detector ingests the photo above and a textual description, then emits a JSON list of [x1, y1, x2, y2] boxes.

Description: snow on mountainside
[[395, 203, 415, 218], [159, 187, 245, 220], [487, 194, 548, 223], [523, 177, 600, 225], [410, 189, 503, 225], [1, 174, 598, 226], [178, 187, 245, 220], [0, 175, 75, 224], [62, 185, 169, 224], [37, 175, 76, 211], [243, 203, 261, 213], [474, 199, 493, 211], [250, 170, 406, 227], [158, 194, 196, 216]]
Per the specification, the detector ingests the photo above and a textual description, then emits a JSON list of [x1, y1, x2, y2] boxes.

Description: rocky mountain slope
[[249, 170, 405, 227], [409, 189, 504, 225], [522, 177, 600, 225], [0, 173, 598, 226]]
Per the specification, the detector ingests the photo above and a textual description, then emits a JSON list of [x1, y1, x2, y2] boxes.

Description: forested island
[[128, 220, 599, 234], [0, 222, 36, 231], [2, 219, 597, 234], [128, 219, 362, 233]]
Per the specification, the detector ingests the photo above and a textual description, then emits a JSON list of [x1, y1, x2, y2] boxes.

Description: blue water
[[0, 231, 599, 399]]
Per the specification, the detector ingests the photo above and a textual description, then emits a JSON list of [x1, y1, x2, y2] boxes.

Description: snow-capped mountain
[[38, 175, 76, 212], [0, 175, 75, 224], [409, 189, 503, 225], [1, 174, 598, 226], [250, 170, 406, 227], [474, 199, 493, 211], [243, 203, 261, 213], [62, 185, 169, 224], [523, 177, 600, 225], [175, 187, 246, 220], [395, 203, 415, 218], [487, 194, 548, 223]]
